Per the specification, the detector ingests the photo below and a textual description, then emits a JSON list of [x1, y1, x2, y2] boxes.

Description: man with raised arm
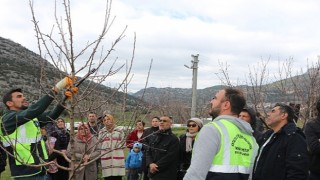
[[0, 77, 73, 179]]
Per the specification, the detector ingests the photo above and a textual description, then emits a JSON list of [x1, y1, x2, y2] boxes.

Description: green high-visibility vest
[[1, 119, 48, 165], [208, 119, 258, 174]]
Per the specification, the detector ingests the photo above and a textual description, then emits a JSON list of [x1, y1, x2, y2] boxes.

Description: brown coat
[[67, 136, 100, 180]]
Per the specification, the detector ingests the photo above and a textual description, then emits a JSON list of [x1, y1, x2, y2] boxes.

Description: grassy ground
[[1, 127, 187, 179], [1, 161, 10, 179]]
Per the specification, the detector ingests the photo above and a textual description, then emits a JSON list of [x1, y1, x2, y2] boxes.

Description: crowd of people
[[0, 80, 319, 180]]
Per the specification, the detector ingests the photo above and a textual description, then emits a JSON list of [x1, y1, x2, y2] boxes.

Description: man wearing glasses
[[146, 116, 179, 180], [184, 88, 258, 180], [252, 103, 309, 180]]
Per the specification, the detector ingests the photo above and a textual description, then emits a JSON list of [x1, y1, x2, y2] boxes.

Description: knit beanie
[[133, 142, 142, 150], [187, 118, 203, 129]]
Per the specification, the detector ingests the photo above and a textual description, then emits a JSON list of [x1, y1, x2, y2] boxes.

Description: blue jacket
[[125, 149, 143, 169]]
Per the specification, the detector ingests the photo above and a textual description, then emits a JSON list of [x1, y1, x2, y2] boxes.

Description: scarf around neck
[[186, 132, 198, 152]]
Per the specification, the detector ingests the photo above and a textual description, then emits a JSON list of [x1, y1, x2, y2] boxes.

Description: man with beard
[[0, 77, 73, 179], [184, 88, 258, 180]]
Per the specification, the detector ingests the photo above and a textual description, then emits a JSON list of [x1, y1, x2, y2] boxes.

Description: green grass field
[[1, 127, 187, 179]]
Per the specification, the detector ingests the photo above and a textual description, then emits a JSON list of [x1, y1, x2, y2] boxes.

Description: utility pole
[[184, 54, 199, 118]]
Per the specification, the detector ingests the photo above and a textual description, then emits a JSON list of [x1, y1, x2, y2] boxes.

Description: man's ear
[[223, 101, 230, 110], [282, 112, 288, 120], [6, 101, 13, 108]]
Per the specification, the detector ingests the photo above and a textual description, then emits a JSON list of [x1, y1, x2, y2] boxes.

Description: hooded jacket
[[125, 143, 143, 169], [243, 107, 263, 141]]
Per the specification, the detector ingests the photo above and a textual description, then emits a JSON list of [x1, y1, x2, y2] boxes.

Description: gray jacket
[[184, 115, 256, 180]]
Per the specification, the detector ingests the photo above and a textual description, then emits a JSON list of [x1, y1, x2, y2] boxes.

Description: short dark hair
[[2, 88, 22, 109], [136, 120, 145, 126], [160, 115, 173, 123], [274, 103, 295, 122], [152, 116, 160, 121], [88, 111, 96, 116], [224, 88, 246, 115]]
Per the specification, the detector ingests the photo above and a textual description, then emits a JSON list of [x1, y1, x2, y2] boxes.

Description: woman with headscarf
[[99, 114, 126, 180], [177, 118, 203, 180], [67, 123, 100, 180], [47, 118, 70, 180]]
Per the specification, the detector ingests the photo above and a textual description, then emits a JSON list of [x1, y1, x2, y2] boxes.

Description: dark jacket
[[177, 134, 194, 180], [141, 126, 159, 179], [252, 122, 309, 180], [245, 107, 263, 141], [48, 128, 70, 180], [0, 142, 6, 174], [0, 91, 65, 178], [88, 123, 103, 137], [304, 117, 320, 174], [141, 126, 160, 148], [146, 129, 179, 180], [178, 134, 193, 171]]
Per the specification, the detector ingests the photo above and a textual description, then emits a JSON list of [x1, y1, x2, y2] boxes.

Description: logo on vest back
[[231, 134, 252, 156]]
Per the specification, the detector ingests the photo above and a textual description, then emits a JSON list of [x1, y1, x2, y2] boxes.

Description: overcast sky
[[1, 0, 319, 92]]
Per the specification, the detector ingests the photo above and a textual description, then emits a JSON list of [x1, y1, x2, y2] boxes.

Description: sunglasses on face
[[159, 119, 169, 123], [187, 124, 197, 128]]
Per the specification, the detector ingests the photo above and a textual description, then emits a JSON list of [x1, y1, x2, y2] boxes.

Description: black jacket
[[146, 129, 179, 180], [245, 107, 263, 141], [0, 142, 6, 174], [142, 126, 160, 148], [304, 117, 320, 174], [178, 134, 193, 171], [47, 128, 70, 180], [141, 126, 159, 168], [252, 122, 309, 180]]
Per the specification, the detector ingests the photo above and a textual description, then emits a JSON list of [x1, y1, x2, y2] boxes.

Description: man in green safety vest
[[184, 88, 258, 180], [0, 77, 74, 179]]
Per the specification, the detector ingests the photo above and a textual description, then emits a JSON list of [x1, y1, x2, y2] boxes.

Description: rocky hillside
[[0, 37, 142, 111], [0, 36, 316, 119], [133, 74, 313, 111]]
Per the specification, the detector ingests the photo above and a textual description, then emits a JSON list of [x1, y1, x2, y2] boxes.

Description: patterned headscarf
[[77, 123, 92, 143]]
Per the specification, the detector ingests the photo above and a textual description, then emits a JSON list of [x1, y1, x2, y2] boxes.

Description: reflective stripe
[[2, 119, 42, 147], [20, 123, 26, 137], [2, 136, 42, 147], [209, 119, 258, 174], [215, 121, 230, 165], [250, 135, 259, 164], [0, 117, 48, 177], [209, 164, 252, 174]]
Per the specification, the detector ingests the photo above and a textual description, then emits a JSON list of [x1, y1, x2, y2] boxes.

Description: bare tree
[[15, 0, 151, 179]]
